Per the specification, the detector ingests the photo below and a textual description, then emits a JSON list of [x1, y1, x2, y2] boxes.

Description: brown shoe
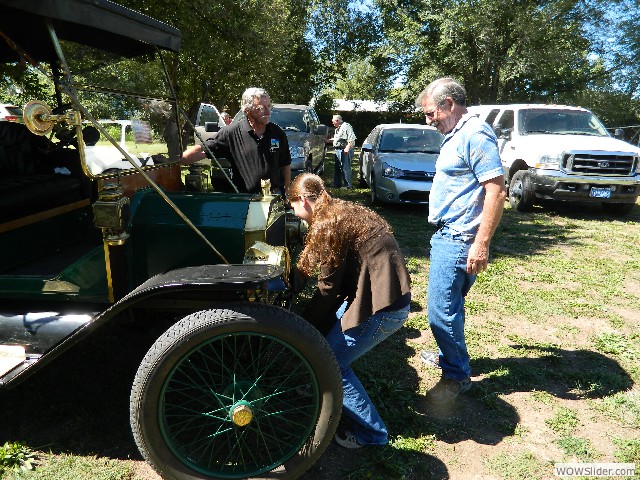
[[426, 376, 471, 404]]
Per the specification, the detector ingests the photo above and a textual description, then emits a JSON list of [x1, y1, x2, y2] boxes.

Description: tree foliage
[[307, 0, 395, 108], [2, 0, 639, 127], [118, 0, 318, 114], [376, 0, 621, 110]]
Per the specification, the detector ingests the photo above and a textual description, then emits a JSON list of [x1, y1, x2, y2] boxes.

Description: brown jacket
[[301, 230, 411, 334]]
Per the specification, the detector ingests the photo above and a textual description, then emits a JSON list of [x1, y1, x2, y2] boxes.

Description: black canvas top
[[0, 0, 181, 63]]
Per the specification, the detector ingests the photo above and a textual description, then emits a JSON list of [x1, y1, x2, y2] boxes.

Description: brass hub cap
[[231, 403, 253, 427]]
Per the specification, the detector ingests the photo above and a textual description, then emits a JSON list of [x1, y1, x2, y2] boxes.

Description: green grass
[[613, 437, 640, 464], [484, 451, 550, 480], [0, 442, 35, 476], [555, 436, 600, 461], [9, 454, 140, 480]]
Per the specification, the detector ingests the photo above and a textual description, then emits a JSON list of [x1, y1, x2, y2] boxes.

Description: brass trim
[[0, 199, 90, 234], [103, 242, 115, 304]]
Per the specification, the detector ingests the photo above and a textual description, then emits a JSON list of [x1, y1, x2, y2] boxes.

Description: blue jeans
[[427, 229, 476, 380], [333, 149, 353, 188], [325, 301, 410, 445]]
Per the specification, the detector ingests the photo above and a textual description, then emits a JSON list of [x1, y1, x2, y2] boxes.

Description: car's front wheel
[[130, 304, 342, 480], [304, 155, 313, 173], [316, 146, 326, 175], [509, 170, 535, 212], [358, 154, 367, 187], [369, 174, 379, 205]]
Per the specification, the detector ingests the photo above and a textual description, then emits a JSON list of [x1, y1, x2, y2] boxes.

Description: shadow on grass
[[412, 343, 633, 447], [472, 344, 634, 400]]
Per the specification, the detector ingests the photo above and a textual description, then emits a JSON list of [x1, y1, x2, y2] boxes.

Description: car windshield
[[270, 108, 307, 132], [56, 39, 179, 175], [519, 109, 609, 136], [378, 128, 443, 153]]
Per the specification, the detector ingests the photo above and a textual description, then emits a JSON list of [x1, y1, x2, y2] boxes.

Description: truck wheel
[[130, 304, 342, 480], [602, 202, 635, 216], [509, 170, 535, 212]]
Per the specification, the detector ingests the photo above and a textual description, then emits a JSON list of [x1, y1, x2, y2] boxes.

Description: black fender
[[1, 264, 286, 388]]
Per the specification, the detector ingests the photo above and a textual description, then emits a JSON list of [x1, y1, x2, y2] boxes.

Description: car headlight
[[382, 162, 404, 178], [289, 145, 305, 158], [535, 153, 563, 170]]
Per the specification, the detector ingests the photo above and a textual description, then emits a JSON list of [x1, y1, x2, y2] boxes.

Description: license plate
[[590, 187, 611, 198]]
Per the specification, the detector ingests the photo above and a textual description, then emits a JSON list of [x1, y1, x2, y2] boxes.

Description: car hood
[[379, 152, 438, 171], [282, 130, 307, 147], [515, 134, 640, 155]]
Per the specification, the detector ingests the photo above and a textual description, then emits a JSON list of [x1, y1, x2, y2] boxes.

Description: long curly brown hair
[[290, 173, 393, 276]]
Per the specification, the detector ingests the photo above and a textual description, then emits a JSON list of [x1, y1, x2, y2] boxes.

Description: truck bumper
[[530, 169, 640, 203]]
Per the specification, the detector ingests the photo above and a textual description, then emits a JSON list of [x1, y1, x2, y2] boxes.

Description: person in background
[[289, 172, 411, 449], [220, 111, 232, 126], [416, 77, 506, 404], [183, 88, 291, 196], [325, 114, 356, 188]]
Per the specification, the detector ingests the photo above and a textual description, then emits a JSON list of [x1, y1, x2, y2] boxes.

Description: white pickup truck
[[468, 104, 640, 215]]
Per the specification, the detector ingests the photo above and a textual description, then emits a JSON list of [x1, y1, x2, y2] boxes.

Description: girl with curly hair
[[289, 173, 411, 449]]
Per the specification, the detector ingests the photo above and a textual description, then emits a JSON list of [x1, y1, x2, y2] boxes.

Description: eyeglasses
[[251, 104, 271, 113], [424, 105, 440, 119]]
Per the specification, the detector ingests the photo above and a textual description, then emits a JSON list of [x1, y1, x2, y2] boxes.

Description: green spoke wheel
[[131, 304, 342, 480]]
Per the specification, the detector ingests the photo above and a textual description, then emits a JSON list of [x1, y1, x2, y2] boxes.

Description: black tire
[[509, 170, 535, 212], [358, 156, 367, 187], [369, 174, 378, 205], [130, 304, 342, 480], [602, 202, 635, 216], [316, 146, 326, 175]]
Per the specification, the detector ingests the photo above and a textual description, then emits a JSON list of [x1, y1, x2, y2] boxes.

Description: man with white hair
[[416, 77, 506, 404], [327, 114, 356, 188], [196, 87, 291, 195]]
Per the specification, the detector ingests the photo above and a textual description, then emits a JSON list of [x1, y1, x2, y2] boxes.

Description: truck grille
[[563, 152, 637, 176]]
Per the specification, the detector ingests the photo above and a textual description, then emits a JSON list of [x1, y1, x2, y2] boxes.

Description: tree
[[377, 0, 617, 108], [307, 0, 393, 99], [329, 57, 394, 101], [607, 0, 640, 98], [118, 0, 319, 113]]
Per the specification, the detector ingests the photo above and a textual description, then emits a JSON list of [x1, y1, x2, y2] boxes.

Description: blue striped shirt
[[428, 113, 503, 236]]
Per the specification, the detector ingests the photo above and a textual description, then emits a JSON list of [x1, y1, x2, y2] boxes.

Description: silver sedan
[[360, 124, 442, 204]]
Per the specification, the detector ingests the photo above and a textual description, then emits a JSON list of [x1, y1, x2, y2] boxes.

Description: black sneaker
[[426, 376, 471, 404], [334, 430, 364, 449]]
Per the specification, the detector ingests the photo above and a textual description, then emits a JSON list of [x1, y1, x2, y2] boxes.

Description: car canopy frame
[[0, 0, 181, 63]]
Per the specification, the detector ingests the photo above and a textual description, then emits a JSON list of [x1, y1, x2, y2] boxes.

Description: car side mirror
[[499, 128, 513, 139], [361, 143, 374, 152], [494, 127, 511, 139], [314, 124, 328, 136], [205, 121, 220, 133]]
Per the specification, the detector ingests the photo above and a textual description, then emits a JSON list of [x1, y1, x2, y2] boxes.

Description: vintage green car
[[0, 1, 341, 478]]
